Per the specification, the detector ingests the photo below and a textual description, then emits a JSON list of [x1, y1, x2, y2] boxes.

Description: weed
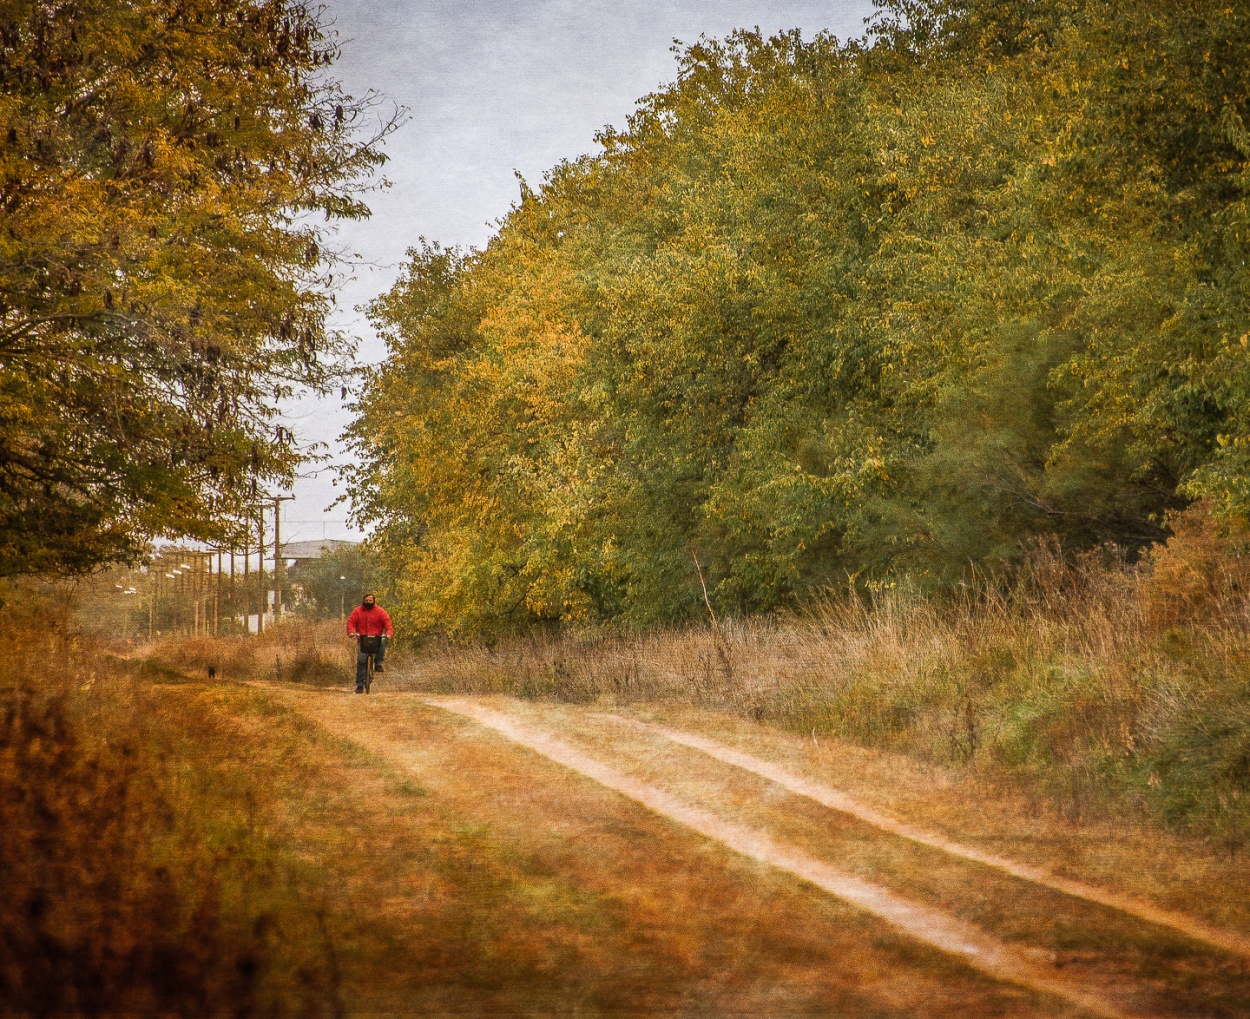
[[147, 619, 354, 688]]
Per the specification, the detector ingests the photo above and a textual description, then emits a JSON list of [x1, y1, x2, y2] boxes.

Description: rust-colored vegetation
[[149, 618, 352, 687], [16, 504, 1250, 1015], [0, 606, 343, 1016]]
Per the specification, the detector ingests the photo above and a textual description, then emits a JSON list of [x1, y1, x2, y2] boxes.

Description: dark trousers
[[356, 636, 386, 688]]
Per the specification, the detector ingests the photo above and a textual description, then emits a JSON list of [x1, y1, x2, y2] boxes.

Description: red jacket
[[347, 603, 393, 638]]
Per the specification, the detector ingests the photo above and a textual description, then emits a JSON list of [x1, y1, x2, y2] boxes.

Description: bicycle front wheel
[[365, 654, 374, 694]]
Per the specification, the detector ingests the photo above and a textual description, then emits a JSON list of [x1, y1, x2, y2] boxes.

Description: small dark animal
[[207, 665, 217, 680]]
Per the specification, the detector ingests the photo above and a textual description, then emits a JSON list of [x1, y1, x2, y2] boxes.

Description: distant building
[[280, 538, 359, 565]]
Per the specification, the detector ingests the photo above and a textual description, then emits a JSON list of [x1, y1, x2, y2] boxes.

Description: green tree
[[350, 2, 1250, 635], [0, 0, 397, 574], [289, 544, 370, 619]]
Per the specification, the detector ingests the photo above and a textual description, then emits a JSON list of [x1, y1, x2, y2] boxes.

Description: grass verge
[[0, 609, 341, 1015]]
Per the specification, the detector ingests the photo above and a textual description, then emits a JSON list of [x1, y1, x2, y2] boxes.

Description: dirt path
[[429, 697, 1134, 1018], [267, 686, 1250, 1018], [602, 712, 1250, 960]]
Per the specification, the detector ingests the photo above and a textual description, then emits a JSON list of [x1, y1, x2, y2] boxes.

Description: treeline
[[349, 0, 1250, 635]]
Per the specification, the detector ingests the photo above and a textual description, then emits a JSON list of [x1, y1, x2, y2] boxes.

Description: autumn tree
[[288, 542, 370, 618], [0, 0, 395, 574], [351, 1, 1250, 635]]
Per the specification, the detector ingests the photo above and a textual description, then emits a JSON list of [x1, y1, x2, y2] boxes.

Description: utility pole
[[242, 525, 251, 634], [215, 549, 221, 636], [256, 504, 266, 636], [272, 495, 295, 624]]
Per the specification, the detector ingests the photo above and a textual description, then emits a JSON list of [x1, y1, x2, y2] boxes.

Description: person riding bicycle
[[346, 593, 393, 693]]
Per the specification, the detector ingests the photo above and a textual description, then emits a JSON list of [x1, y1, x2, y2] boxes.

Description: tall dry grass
[[150, 617, 353, 686], [0, 598, 341, 1016], [389, 509, 1250, 849], [137, 506, 1250, 847]]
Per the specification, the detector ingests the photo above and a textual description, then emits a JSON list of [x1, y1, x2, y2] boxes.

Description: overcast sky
[[280, 0, 877, 547]]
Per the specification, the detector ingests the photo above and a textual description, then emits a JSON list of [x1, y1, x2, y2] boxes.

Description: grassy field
[[0, 620, 341, 1014], [1, 619, 1059, 1016], [397, 520, 1250, 851], [14, 657, 1244, 1016], [9, 513, 1250, 1014]]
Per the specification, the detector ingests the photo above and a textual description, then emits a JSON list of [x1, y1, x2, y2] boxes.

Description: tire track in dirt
[[603, 714, 1250, 961], [427, 696, 1137, 1019]]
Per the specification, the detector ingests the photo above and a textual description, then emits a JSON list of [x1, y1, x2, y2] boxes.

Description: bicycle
[[355, 634, 384, 694]]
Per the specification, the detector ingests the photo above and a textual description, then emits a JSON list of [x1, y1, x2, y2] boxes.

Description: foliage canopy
[[349, 0, 1250, 635], [0, 0, 394, 574]]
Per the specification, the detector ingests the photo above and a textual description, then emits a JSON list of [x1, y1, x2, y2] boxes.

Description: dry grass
[[137, 506, 1250, 848], [0, 599, 345, 1016], [437, 696, 1250, 1016], [386, 510, 1250, 848], [283, 690, 1055, 1018], [149, 617, 353, 686], [16, 503, 1246, 1014]]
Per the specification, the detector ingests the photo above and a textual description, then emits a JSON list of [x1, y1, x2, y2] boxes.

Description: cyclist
[[346, 593, 393, 693]]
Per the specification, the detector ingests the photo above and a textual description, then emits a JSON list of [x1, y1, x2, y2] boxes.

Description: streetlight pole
[[215, 549, 222, 636], [243, 524, 251, 634]]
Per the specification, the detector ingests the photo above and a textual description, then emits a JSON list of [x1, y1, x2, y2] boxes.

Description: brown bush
[[0, 684, 270, 1015], [1143, 502, 1250, 630], [150, 619, 351, 686]]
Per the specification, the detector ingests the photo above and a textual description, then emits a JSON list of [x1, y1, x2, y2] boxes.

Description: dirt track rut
[[270, 687, 1250, 1018], [601, 712, 1250, 961], [429, 697, 1133, 1018]]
